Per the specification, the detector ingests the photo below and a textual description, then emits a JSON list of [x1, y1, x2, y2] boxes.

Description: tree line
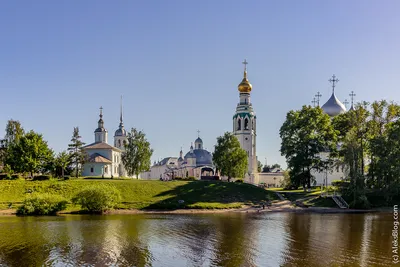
[[0, 120, 153, 179], [279, 100, 400, 207]]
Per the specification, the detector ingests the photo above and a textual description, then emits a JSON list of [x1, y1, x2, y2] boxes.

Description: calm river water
[[0, 212, 394, 267]]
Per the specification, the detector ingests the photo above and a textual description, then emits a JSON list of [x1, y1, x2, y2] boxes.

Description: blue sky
[[1, 1, 399, 168]]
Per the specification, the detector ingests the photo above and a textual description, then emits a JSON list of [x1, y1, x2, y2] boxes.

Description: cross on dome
[[312, 97, 317, 107], [315, 92, 322, 106], [329, 74, 339, 93], [242, 59, 248, 71]]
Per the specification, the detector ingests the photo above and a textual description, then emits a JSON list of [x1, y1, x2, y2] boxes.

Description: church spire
[[119, 96, 124, 127], [98, 106, 104, 128]]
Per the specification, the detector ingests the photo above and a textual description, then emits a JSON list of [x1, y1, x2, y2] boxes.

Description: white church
[[311, 74, 354, 186], [81, 103, 131, 178]]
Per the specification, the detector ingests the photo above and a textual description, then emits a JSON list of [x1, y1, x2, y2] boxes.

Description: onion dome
[[95, 106, 107, 133], [238, 70, 252, 93], [321, 74, 347, 117], [238, 59, 252, 93], [321, 92, 347, 117]]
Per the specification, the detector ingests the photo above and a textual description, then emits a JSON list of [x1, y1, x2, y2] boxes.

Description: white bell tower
[[94, 106, 108, 143], [232, 60, 257, 179]]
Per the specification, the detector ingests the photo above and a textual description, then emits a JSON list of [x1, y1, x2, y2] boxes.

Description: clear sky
[[1, 1, 399, 168]]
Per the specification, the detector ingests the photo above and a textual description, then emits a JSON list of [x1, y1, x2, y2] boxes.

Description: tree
[[271, 163, 281, 169], [55, 151, 71, 178], [6, 131, 53, 177], [121, 128, 153, 179], [3, 119, 24, 147], [212, 132, 248, 182], [68, 127, 86, 178], [1, 120, 25, 168], [280, 106, 337, 190], [257, 160, 263, 173]]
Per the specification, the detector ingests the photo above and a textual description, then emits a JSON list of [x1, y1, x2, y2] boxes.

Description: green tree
[[6, 131, 53, 177], [212, 132, 248, 182], [3, 119, 24, 147], [67, 127, 86, 178], [55, 151, 71, 178], [271, 163, 281, 169], [257, 160, 263, 173], [1, 120, 25, 168], [122, 128, 153, 179], [280, 106, 337, 190]]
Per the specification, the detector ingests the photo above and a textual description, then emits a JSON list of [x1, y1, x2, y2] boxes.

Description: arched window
[[118, 139, 121, 147], [252, 119, 254, 130], [237, 118, 241, 130], [244, 118, 249, 130], [123, 140, 127, 146]]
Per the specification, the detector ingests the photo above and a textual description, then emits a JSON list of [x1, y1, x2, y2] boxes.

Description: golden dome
[[238, 70, 252, 93]]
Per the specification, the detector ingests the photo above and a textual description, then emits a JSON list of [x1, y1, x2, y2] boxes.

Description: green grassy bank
[[0, 180, 278, 211]]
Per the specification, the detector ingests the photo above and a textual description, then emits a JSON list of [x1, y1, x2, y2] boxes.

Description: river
[[0, 212, 394, 267]]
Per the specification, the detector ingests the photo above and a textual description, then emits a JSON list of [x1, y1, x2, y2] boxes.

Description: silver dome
[[114, 128, 127, 137], [321, 93, 347, 117]]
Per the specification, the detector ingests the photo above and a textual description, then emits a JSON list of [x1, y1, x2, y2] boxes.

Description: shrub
[[332, 180, 350, 188], [72, 185, 121, 213], [17, 193, 68, 215], [349, 195, 371, 209], [33, 175, 51, 181], [0, 173, 21, 180], [235, 179, 244, 183]]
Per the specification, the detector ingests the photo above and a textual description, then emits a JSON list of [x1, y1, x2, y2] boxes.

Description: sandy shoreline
[[0, 200, 383, 216]]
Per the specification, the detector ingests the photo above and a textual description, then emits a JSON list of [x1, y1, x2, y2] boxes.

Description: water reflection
[[0, 212, 393, 267]]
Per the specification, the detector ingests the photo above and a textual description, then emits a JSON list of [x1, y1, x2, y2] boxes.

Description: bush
[[349, 195, 371, 209], [72, 185, 121, 213], [0, 173, 21, 180], [332, 180, 350, 188], [17, 193, 68, 215], [32, 175, 51, 181], [235, 179, 244, 183]]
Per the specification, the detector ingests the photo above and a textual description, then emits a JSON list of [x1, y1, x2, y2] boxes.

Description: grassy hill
[[0, 179, 278, 210]]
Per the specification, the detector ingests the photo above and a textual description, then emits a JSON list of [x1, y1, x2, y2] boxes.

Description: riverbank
[[0, 179, 278, 211], [0, 200, 383, 216]]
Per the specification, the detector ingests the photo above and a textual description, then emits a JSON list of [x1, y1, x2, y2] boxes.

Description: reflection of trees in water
[[116, 216, 153, 267], [281, 213, 313, 267], [0, 216, 58, 266], [70, 215, 152, 266], [210, 214, 258, 267], [282, 213, 394, 267]]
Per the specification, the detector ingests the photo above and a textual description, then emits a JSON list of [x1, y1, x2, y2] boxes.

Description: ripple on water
[[0, 213, 394, 267]]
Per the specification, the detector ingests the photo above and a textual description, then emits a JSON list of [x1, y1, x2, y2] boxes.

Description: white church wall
[[258, 173, 284, 187]]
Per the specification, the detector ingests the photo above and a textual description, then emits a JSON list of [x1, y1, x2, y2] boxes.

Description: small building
[[140, 135, 216, 180]]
